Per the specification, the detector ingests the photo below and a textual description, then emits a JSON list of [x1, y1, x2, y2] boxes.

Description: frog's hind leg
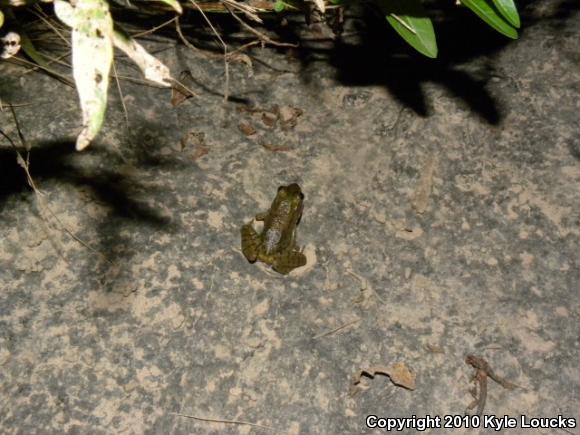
[[272, 250, 307, 275], [241, 223, 261, 263]]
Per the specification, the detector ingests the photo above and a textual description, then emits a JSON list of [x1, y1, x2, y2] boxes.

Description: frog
[[241, 183, 307, 275]]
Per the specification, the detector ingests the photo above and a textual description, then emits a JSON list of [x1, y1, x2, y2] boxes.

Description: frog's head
[[277, 183, 304, 209]]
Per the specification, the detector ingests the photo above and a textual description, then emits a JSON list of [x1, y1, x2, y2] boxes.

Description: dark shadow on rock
[[269, 0, 578, 124], [0, 138, 178, 285], [279, 5, 511, 124]]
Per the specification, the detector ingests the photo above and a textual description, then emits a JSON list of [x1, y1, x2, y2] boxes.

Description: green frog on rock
[[241, 183, 307, 275]]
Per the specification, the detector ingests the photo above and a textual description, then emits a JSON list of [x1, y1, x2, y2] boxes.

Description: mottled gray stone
[[0, 1, 578, 434]]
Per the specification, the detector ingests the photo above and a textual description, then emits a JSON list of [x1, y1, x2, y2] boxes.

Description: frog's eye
[[277, 186, 284, 192], [299, 192, 304, 200]]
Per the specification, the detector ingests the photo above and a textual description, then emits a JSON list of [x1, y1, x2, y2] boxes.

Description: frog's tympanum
[[241, 183, 307, 275]]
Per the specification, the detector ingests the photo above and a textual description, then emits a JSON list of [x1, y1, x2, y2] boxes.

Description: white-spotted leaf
[[113, 26, 172, 87], [54, 0, 114, 151]]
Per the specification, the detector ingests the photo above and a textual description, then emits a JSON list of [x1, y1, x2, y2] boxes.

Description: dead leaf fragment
[[169, 71, 196, 106], [278, 105, 303, 130], [425, 343, 445, 354], [261, 143, 292, 152], [180, 131, 209, 160], [261, 111, 278, 127], [191, 145, 209, 161], [239, 122, 257, 136], [351, 363, 416, 396], [389, 362, 416, 390]]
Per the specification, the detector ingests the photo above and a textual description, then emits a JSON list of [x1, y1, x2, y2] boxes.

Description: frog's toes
[[255, 212, 268, 221], [272, 251, 307, 275], [241, 223, 260, 263]]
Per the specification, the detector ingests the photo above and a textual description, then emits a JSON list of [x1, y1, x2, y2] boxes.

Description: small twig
[[170, 412, 276, 431], [189, 0, 230, 102], [347, 269, 386, 305], [111, 60, 129, 127], [175, 17, 200, 52], [7, 56, 74, 87], [222, 0, 264, 23], [224, 4, 298, 48], [227, 40, 261, 57], [111, 73, 168, 88], [31, 5, 71, 47], [131, 16, 178, 38], [0, 108, 112, 265], [176, 18, 226, 65], [312, 319, 360, 340], [0, 100, 41, 109]]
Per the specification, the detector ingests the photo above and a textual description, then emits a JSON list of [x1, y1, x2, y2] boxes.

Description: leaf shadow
[[0, 137, 179, 289]]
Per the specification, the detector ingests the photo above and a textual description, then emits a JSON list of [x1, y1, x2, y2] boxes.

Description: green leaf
[[274, 0, 285, 12], [54, 0, 114, 151], [461, 0, 518, 39], [375, 0, 437, 58], [492, 0, 520, 28], [0, 10, 4, 29]]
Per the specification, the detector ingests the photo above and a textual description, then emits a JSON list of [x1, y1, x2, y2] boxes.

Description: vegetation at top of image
[[0, 0, 521, 150]]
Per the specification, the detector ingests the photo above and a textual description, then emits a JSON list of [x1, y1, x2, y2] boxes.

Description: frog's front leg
[[241, 222, 261, 263], [272, 249, 307, 275]]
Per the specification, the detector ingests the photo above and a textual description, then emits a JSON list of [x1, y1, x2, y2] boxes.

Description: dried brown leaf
[[238, 122, 257, 136], [351, 363, 416, 394]]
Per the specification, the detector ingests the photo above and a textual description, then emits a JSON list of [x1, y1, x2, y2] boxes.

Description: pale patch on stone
[[344, 408, 357, 417], [384, 303, 431, 329], [555, 306, 568, 317], [206, 379, 217, 392], [290, 243, 317, 277], [253, 298, 269, 316], [0, 347, 10, 365], [131, 253, 160, 274], [517, 188, 576, 236], [485, 256, 498, 266], [523, 310, 541, 329], [315, 385, 330, 410], [514, 329, 556, 353], [208, 210, 225, 230], [131, 292, 160, 320], [258, 320, 282, 349], [396, 226, 423, 240], [167, 264, 180, 281], [89, 289, 132, 312], [192, 277, 204, 289], [520, 252, 534, 268], [136, 365, 163, 391], [287, 421, 301, 435], [214, 343, 231, 359], [560, 165, 580, 178], [154, 302, 185, 329], [229, 271, 240, 280]]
